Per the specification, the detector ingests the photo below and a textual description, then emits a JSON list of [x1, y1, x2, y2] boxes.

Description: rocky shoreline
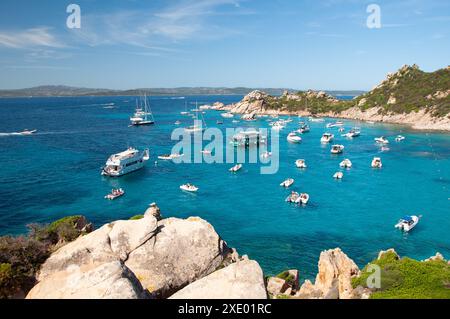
[[210, 90, 450, 132], [21, 204, 448, 299]]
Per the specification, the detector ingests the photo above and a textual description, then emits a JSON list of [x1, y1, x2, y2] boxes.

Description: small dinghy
[[180, 183, 199, 192], [371, 157, 383, 168], [331, 144, 345, 154], [375, 136, 389, 144], [299, 124, 310, 133], [286, 191, 300, 203], [280, 178, 294, 188], [340, 159, 352, 168], [395, 135, 405, 142], [395, 215, 420, 232], [321, 133, 334, 144], [229, 164, 243, 173], [105, 188, 124, 200], [295, 159, 307, 169], [287, 132, 302, 143], [333, 172, 344, 179]]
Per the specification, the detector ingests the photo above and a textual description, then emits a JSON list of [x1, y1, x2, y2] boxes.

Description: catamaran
[[101, 147, 150, 177], [130, 94, 155, 126]]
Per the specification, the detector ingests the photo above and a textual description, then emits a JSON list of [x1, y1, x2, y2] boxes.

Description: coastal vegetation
[[353, 251, 450, 299], [0, 215, 91, 298]]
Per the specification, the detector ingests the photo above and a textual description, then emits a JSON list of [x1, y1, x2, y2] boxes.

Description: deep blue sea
[[0, 95, 449, 280]]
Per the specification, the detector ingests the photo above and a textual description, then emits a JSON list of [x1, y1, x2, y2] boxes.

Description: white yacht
[[130, 94, 155, 126], [331, 144, 345, 154], [221, 112, 234, 118], [102, 148, 150, 177], [395, 215, 420, 232], [343, 128, 361, 138], [321, 133, 334, 143]]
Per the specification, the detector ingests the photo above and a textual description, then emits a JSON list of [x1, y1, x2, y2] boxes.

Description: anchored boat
[[321, 133, 334, 143], [287, 132, 302, 143], [280, 178, 294, 188], [295, 159, 307, 168], [333, 172, 344, 179], [375, 136, 389, 144], [395, 215, 420, 232], [331, 144, 345, 154], [340, 159, 352, 168], [371, 157, 383, 168], [105, 188, 124, 200], [229, 164, 243, 173], [180, 183, 199, 192], [101, 148, 150, 177], [130, 94, 155, 126]]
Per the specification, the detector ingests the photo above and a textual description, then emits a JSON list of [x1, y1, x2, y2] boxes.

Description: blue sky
[[0, 0, 448, 90]]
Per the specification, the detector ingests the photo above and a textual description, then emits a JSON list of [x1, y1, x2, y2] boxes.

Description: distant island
[[0, 85, 365, 98], [212, 65, 450, 131]]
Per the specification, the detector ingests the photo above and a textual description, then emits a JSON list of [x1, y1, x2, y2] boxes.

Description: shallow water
[[0, 96, 449, 279]]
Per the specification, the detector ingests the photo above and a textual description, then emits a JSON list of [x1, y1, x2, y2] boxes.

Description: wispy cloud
[[0, 27, 64, 49]]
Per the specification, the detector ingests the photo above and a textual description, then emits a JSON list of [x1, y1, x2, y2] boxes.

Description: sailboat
[[180, 101, 189, 115], [130, 94, 155, 126], [185, 102, 207, 133]]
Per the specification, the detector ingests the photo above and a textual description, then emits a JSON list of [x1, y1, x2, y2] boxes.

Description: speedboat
[[371, 157, 383, 168], [158, 153, 183, 160], [180, 183, 199, 192], [298, 193, 310, 205], [104, 188, 124, 200], [102, 148, 150, 177], [19, 129, 37, 135], [309, 117, 324, 122], [295, 159, 307, 169], [331, 145, 345, 154], [221, 112, 234, 118], [375, 136, 389, 144], [321, 133, 334, 143], [340, 159, 352, 168], [395, 135, 405, 142], [280, 178, 294, 188], [287, 132, 302, 143], [229, 164, 243, 173], [343, 128, 361, 138], [333, 172, 344, 179], [395, 215, 420, 232], [326, 121, 344, 128]]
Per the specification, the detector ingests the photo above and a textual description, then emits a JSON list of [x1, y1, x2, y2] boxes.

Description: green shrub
[[129, 215, 144, 220]]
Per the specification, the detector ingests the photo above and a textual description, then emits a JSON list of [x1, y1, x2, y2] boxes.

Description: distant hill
[[0, 85, 365, 98]]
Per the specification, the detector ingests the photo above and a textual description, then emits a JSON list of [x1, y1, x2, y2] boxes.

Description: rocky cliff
[[215, 65, 450, 131]]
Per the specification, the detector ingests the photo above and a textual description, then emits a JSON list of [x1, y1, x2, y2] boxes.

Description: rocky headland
[[213, 65, 450, 131]]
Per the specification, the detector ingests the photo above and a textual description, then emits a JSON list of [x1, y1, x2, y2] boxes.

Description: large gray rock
[[27, 214, 230, 299], [169, 260, 267, 299], [125, 217, 230, 298], [27, 261, 144, 299]]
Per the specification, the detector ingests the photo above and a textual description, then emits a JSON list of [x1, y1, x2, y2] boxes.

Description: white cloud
[[0, 27, 64, 49]]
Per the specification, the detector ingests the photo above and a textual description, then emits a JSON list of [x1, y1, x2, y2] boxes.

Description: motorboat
[[299, 124, 310, 133], [331, 144, 345, 154], [295, 159, 307, 169], [158, 153, 184, 160], [221, 112, 234, 118], [371, 157, 383, 168], [338, 127, 345, 133], [395, 135, 406, 142], [343, 128, 361, 138], [231, 130, 266, 148], [326, 121, 344, 128], [101, 148, 150, 177], [298, 193, 310, 205], [285, 191, 300, 203], [180, 183, 199, 192], [232, 120, 240, 124], [19, 129, 37, 135], [340, 159, 352, 168], [395, 215, 420, 232], [309, 117, 324, 122], [216, 120, 223, 125], [287, 132, 302, 143], [381, 146, 390, 152], [229, 164, 243, 173], [201, 150, 212, 155], [280, 178, 294, 188], [104, 188, 124, 200], [174, 120, 181, 125], [333, 172, 344, 179], [374, 136, 389, 144], [321, 133, 334, 143]]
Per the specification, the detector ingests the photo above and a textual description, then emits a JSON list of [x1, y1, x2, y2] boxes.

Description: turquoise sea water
[[0, 95, 449, 279]]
